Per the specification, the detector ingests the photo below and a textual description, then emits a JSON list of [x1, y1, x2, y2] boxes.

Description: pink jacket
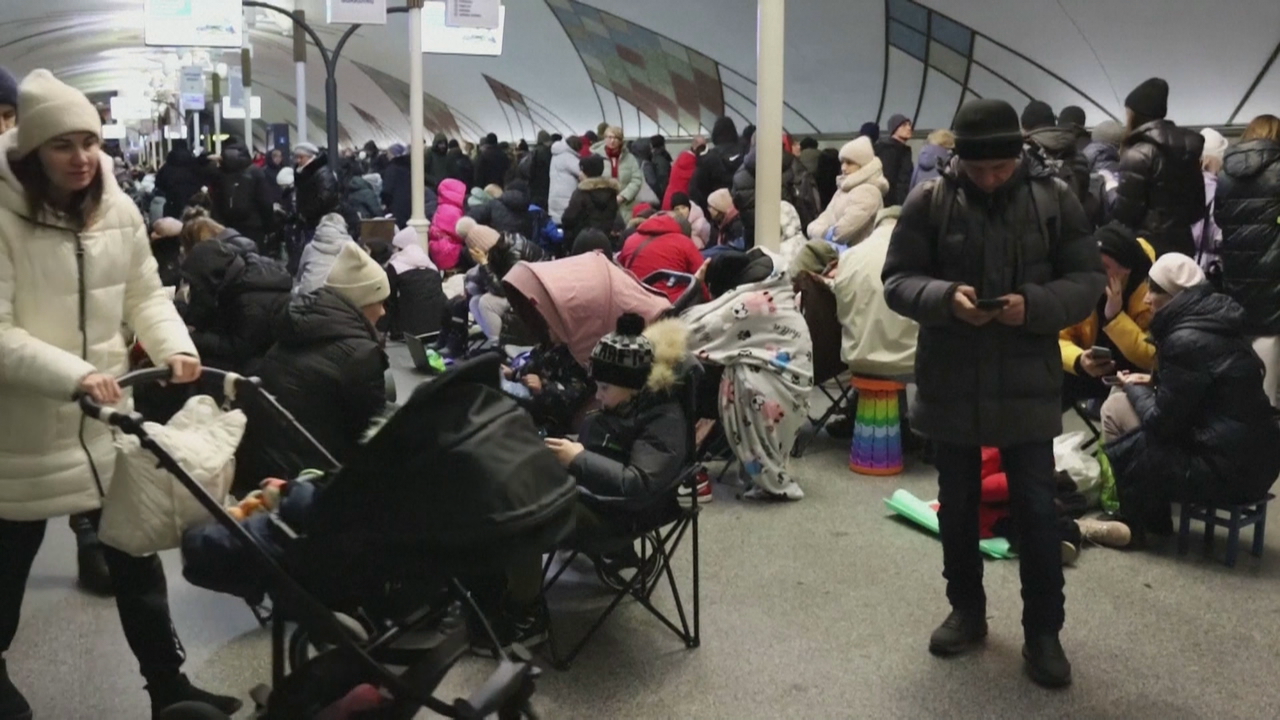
[[428, 178, 468, 270]]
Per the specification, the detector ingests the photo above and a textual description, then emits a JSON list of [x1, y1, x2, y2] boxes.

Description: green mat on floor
[[884, 489, 1017, 559]]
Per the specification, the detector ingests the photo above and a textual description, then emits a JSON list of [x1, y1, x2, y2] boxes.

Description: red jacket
[[618, 214, 704, 303], [662, 150, 699, 210]]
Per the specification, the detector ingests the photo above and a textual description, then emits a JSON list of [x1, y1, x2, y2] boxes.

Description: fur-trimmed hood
[[578, 176, 620, 192], [642, 318, 689, 392]]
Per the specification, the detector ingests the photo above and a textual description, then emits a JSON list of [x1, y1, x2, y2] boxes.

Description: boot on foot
[[928, 610, 988, 657], [148, 675, 243, 720], [1023, 634, 1072, 688], [76, 540, 113, 597], [1077, 518, 1132, 548], [0, 659, 31, 720]]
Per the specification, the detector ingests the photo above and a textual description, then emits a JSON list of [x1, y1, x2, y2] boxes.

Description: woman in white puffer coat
[[547, 137, 581, 224], [0, 70, 241, 718], [806, 136, 889, 247]]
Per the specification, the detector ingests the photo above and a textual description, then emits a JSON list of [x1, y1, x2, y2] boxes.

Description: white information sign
[[110, 96, 153, 122], [327, 0, 387, 25], [144, 0, 244, 49], [422, 1, 505, 56], [229, 67, 244, 109], [445, 0, 499, 29], [222, 96, 263, 120], [180, 66, 205, 111], [102, 124, 128, 141]]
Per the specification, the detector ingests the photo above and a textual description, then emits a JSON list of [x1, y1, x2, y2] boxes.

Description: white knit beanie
[[455, 215, 500, 252], [839, 136, 876, 167], [14, 70, 101, 159], [1148, 252, 1206, 296], [707, 188, 735, 216], [1200, 128, 1229, 162], [325, 242, 390, 309]]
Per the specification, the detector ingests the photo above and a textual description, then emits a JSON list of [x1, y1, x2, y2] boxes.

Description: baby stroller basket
[[79, 367, 540, 719]]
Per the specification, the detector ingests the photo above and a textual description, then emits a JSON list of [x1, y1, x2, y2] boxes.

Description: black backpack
[[222, 171, 257, 223]]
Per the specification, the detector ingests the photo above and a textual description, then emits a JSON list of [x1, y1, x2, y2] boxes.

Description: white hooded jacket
[[548, 140, 580, 224], [0, 130, 197, 521], [831, 207, 918, 377]]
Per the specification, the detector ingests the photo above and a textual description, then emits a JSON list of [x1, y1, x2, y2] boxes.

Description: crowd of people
[[0, 57, 1279, 718]]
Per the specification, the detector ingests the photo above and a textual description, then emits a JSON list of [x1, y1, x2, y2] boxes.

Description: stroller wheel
[[593, 532, 662, 593], [286, 626, 329, 672]]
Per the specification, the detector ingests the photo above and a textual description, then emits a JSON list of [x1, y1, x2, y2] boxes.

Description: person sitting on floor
[[704, 188, 746, 255], [1102, 253, 1280, 544], [1059, 222, 1157, 410], [460, 216, 546, 342], [669, 191, 711, 249], [384, 226, 445, 341], [619, 212, 705, 302]]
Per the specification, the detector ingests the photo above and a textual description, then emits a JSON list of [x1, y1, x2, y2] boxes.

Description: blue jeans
[[935, 441, 1065, 636]]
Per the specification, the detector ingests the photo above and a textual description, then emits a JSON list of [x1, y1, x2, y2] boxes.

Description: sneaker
[[1023, 634, 1072, 688], [0, 659, 31, 720], [678, 471, 713, 504], [928, 610, 988, 657], [147, 675, 243, 720], [1077, 518, 1132, 548], [741, 483, 804, 502]]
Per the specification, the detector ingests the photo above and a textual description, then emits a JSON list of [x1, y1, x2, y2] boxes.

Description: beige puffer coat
[[806, 158, 889, 246], [0, 130, 196, 521]]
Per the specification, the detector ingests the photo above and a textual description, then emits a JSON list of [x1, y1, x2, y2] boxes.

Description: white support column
[[242, 47, 254, 150], [214, 103, 223, 154], [754, 0, 785, 252], [407, 0, 428, 245], [294, 10, 308, 145], [190, 111, 198, 150]]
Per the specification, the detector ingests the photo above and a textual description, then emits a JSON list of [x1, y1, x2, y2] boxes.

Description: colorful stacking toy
[[849, 377, 906, 476]]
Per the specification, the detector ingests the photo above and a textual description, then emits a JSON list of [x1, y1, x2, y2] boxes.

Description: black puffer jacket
[[1025, 127, 1092, 205], [381, 154, 413, 228], [882, 159, 1105, 447], [561, 177, 620, 248], [1082, 141, 1120, 174], [1215, 138, 1280, 336], [874, 138, 915, 208], [1113, 120, 1206, 257], [296, 155, 343, 229], [1107, 285, 1280, 516], [238, 289, 389, 489], [691, 117, 744, 211], [213, 143, 274, 247], [180, 239, 292, 374], [571, 390, 688, 513], [732, 147, 822, 243], [467, 182, 533, 237], [475, 143, 511, 189], [387, 266, 445, 338], [478, 233, 547, 295], [156, 146, 211, 219]]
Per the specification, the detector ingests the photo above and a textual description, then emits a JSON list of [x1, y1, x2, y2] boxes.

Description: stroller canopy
[[503, 253, 671, 366]]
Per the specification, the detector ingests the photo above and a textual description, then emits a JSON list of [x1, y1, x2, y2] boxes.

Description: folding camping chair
[[1073, 399, 1104, 450], [792, 270, 855, 457], [539, 361, 704, 670]]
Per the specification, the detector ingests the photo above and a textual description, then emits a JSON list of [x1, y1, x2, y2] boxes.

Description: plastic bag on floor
[[1054, 431, 1101, 505], [100, 395, 246, 556]]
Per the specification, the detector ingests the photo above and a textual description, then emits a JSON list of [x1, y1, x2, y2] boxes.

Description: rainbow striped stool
[[849, 377, 906, 476]]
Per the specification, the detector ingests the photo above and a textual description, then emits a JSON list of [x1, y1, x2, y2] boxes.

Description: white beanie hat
[[276, 167, 295, 188], [325, 241, 390, 309], [392, 225, 420, 251], [1148, 252, 1206, 296], [1200, 128, 1229, 162], [839, 136, 876, 167], [455, 215, 500, 252], [293, 142, 320, 158], [14, 70, 101, 159]]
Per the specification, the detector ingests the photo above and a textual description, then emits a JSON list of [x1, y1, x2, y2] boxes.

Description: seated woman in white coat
[[0, 70, 241, 719], [806, 136, 889, 248]]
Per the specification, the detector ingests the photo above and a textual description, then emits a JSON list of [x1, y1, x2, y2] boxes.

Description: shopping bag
[[1054, 431, 1102, 505], [1096, 437, 1120, 513]]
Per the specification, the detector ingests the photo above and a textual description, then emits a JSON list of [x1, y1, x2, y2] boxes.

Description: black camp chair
[[792, 270, 854, 457], [539, 360, 705, 670]]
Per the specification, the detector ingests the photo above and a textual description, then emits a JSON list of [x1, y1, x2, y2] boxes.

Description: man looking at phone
[[1059, 222, 1157, 409], [883, 98, 1104, 688]]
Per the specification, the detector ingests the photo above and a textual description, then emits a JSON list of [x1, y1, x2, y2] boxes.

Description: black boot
[[71, 514, 113, 597], [1023, 634, 1072, 688], [928, 609, 988, 657], [0, 659, 32, 720], [147, 674, 242, 720]]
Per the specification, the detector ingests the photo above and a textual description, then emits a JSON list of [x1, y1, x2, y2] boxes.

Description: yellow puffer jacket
[[1059, 238, 1157, 374]]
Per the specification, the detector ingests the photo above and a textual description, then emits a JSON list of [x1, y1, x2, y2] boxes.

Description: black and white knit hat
[[590, 313, 655, 390]]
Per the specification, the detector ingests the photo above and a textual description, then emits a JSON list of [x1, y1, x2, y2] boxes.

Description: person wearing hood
[[733, 133, 822, 243], [832, 206, 918, 378], [570, 227, 614, 257], [340, 157, 383, 222], [155, 139, 211, 219], [290, 153, 346, 288], [0, 69, 241, 719], [562, 154, 620, 250], [911, 129, 955, 192], [528, 130, 554, 210], [1102, 253, 1280, 544], [663, 135, 705, 211], [874, 113, 915, 207], [1082, 120, 1124, 174], [444, 138, 474, 189], [1113, 78, 1207, 256], [426, 132, 451, 189], [548, 137, 581, 224], [1021, 101, 1093, 213], [385, 226, 445, 340], [882, 98, 1104, 689], [705, 188, 746, 255], [474, 132, 510, 190], [1059, 222, 1157, 409], [467, 177, 534, 238], [1215, 114, 1280, 407], [238, 242, 390, 487], [646, 135, 673, 201], [619, 212, 705, 302], [178, 217, 292, 374], [1057, 106, 1090, 152], [428, 177, 469, 270], [797, 137, 821, 177], [591, 126, 642, 219], [263, 148, 287, 203], [380, 143, 417, 229], [669, 191, 711, 249], [691, 117, 744, 212], [807, 137, 888, 247]]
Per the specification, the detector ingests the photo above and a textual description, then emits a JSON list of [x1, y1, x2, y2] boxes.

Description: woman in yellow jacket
[[1060, 223, 1156, 409]]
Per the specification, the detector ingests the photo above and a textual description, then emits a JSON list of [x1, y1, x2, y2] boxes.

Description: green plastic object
[[883, 489, 1017, 559], [1096, 439, 1120, 513], [423, 348, 448, 374]]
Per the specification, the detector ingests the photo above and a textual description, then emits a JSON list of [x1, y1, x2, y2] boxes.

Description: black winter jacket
[[1025, 127, 1092, 206], [445, 148, 474, 188], [874, 138, 915, 208], [345, 175, 383, 221], [529, 143, 554, 209], [513, 343, 595, 437], [426, 134, 451, 189], [571, 390, 688, 513], [1107, 285, 1280, 515], [1082, 141, 1120, 174], [468, 184, 533, 238], [731, 148, 821, 242], [882, 159, 1105, 447], [387, 266, 445, 338], [479, 233, 547, 295], [561, 177, 620, 247], [381, 155, 413, 229], [1113, 120, 1206, 257], [213, 143, 274, 247], [647, 148, 673, 202], [238, 289, 389, 488], [180, 239, 291, 374], [156, 147, 211, 219], [691, 117, 744, 212], [475, 144, 511, 189], [1215, 138, 1280, 336]]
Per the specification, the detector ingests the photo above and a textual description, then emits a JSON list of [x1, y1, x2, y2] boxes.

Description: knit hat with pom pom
[[590, 313, 655, 391]]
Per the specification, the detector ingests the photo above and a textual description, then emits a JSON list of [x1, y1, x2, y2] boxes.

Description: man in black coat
[[156, 140, 210, 219], [1112, 78, 1206, 257], [426, 133, 451, 189], [1102, 253, 1280, 537], [529, 131, 554, 210], [875, 113, 915, 207], [211, 142, 275, 250], [690, 116, 744, 213], [1022, 101, 1092, 210], [474, 132, 511, 190], [883, 98, 1104, 690]]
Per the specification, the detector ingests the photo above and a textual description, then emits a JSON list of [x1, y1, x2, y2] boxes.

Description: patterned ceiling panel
[[351, 60, 468, 140]]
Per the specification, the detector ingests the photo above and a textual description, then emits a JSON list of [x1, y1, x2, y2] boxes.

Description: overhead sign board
[[180, 66, 205, 111], [445, 0, 500, 29], [422, 1, 504, 56], [327, 0, 387, 25], [102, 124, 128, 141], [222, 96, 263, 120], [144, 0, 244, 49], [110, 96, 153, 122]]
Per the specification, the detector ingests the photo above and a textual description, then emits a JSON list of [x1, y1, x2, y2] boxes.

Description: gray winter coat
[[548, 140, 580, 223], [294, 213, 353, 295], [882, 159, 1105, 447]]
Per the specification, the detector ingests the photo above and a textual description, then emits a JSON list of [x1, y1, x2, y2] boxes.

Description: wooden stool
[[1177, 494, 1273, 567]]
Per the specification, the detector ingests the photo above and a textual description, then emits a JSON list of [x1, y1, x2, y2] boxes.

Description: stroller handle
[[76, 367, 249, 426]]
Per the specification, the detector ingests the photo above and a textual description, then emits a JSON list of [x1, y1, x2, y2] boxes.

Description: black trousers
[[935, 441, 1065, 636], [0, 512, 185, 682]]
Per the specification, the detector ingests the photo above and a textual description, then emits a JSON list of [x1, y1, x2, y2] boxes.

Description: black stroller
[[80, 356, 578, 719]]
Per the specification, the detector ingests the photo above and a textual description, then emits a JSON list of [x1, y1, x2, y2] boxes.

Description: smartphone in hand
[[1089, 346, 1113, 361], [1101, 375, 1123, 386], [975, 298, 1009, 311]]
